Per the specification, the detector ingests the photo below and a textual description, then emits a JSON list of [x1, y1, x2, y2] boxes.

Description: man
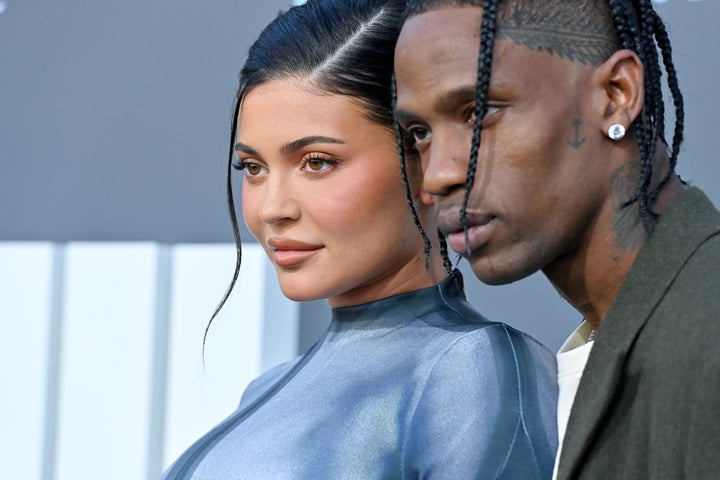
[[393, 0, 720, 478]]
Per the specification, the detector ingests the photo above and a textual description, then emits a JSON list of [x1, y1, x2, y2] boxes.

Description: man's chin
[[468, 259, 535, 286]]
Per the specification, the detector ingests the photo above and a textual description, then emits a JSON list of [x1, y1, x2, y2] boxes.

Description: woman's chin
[[278, 284, 327, 304]]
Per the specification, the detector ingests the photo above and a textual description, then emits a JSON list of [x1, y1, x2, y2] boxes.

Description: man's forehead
[[399, 5, 482, 44], [395, 7, 483, 75]]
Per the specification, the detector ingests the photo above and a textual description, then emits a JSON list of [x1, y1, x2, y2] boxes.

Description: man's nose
[[422, 135, 468, 197]]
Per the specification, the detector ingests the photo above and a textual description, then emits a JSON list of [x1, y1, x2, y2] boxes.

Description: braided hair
[[398, 0, 684, 243]]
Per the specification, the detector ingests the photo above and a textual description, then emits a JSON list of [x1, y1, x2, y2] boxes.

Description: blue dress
[[162, 271, 558, 479]]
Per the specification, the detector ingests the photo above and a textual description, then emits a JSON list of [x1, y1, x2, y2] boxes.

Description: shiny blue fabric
[[162, 272, 558, 479]]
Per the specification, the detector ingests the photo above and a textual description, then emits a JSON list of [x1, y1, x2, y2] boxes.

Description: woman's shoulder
[[417, 292, 554, 363], [402, 320, 558, 478], [419, 320, 555, 376]]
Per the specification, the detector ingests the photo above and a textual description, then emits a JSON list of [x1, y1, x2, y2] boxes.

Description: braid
[[633, 0, 661, 215], [437, 229, 454, 274], [639, 0, 668, 208], [608, 0, 632, 48], [641, 0, 664, 145], [392, 74, 433, 268], [609, 0, 684, 215], [462, 0, 498, 251], [648, 6, 685, 198]]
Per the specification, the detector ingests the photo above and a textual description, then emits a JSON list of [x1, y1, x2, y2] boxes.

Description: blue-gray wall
[[2, 0, 718, 353]]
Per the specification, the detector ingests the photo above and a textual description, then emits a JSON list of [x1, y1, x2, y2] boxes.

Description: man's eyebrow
[[394, 84, 480, 125], [393, 108, 418, 126], [432, 85, 478, 113]]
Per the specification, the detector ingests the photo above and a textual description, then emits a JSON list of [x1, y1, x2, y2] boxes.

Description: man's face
[[394, 6, 614, 285]]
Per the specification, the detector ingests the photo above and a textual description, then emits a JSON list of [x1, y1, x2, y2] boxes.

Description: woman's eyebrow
[[234, 136, 344, 157], [280, 135, 344, 154], [234, 142, 258, 155]]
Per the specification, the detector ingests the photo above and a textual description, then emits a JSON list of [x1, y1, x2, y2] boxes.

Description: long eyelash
[[232, 158, 247, 170], [302, 153, 337, 170], [305, 153, 335, 162]]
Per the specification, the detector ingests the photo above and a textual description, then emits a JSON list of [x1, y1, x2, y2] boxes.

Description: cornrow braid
[[607, 0, 684, 215], [647, 6, 685, 200], [632, 0, 659, 215], [608, 0, 632, 47], [642, 0, 671, 211], [463, 0, 498, 252], [608, 0, 651, 213], [640, 0, 665, 147], [437, 229, 455, 273], [391, 73, 433, 269]]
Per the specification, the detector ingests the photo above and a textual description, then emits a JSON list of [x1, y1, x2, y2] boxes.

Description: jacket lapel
[[557, 188, 720, 479]]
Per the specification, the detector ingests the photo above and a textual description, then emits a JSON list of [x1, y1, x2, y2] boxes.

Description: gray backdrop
[[1, 0, 718, 353]]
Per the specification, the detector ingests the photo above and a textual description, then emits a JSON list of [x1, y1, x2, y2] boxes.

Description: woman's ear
[[593, 49, 645, 136]]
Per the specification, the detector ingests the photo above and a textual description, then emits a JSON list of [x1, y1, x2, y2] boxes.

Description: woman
[[162, 0, 558, 478]]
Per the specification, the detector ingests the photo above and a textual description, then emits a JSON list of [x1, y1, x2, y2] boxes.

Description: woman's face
[[237, 79, 434, 307]]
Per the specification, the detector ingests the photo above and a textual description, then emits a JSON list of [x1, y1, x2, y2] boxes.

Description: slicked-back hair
[[395, 0, 684, 249], [209, 0, 446, 343]]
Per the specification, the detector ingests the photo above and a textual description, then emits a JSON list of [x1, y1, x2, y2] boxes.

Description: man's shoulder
[[658, 186, 720, 238], [633, 229, 720, 359], [630, 186, 720, 304]]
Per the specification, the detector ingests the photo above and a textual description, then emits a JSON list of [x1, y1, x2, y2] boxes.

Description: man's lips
[[437, 210, 496, 254], [266, 238, 323, 267]]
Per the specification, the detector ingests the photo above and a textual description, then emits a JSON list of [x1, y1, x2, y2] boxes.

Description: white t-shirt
[[552, 321, 595, 480]]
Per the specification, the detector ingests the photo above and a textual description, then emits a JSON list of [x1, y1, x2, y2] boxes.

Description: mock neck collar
[[329, 270, 465, 327]]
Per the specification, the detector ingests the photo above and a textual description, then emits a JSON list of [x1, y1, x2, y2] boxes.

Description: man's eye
[[408, 126, 430, 144], [483, 105, 501, 121], [464, 106, 477, 125], [465, 104, 502, 126]]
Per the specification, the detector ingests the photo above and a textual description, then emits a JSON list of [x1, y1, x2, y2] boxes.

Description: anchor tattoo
[[567, 118, 586, 149]]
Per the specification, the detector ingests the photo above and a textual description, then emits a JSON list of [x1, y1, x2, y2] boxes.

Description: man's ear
[[593, 49, 645, 136]]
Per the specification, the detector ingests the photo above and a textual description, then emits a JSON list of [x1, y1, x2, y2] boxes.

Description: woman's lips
[[267, 238, 323, 267], [271, 248, 322, 267]]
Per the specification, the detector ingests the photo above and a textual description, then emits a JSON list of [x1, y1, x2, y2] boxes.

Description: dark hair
[[396, 0, 684, 240], [207, 0, 442, 343]]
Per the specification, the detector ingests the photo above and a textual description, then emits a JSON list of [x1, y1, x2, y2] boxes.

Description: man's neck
[[544, 170, 683, 331]]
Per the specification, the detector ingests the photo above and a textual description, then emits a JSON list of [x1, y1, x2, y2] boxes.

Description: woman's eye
[[302, 156, 335, 172], [237, 161, 267, 176], [246, 163, 263, 175]]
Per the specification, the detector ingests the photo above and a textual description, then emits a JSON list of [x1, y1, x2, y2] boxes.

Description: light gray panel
[[654, 0, 720, 206], [0, 0, 290, 242]]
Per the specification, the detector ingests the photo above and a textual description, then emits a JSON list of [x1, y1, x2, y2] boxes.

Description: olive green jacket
[[557, 187, 720, 480]]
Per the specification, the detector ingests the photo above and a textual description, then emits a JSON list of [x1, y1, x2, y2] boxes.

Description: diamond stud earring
[[608, 123, 626, 141]]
